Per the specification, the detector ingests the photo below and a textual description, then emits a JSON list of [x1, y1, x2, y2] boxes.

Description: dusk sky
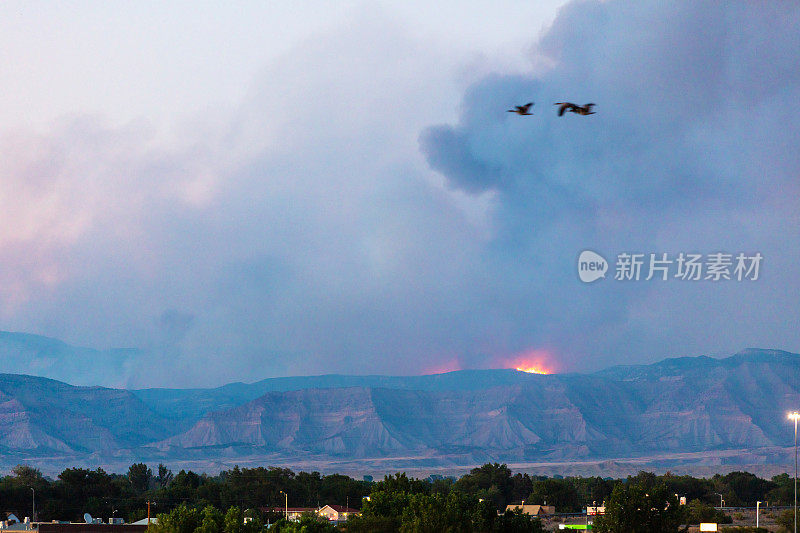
[[1, 1, 798, 388]]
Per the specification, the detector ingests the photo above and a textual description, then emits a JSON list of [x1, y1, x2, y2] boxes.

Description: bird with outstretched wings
[[555, 102, 596, 116], [508, 102, 534, 115]]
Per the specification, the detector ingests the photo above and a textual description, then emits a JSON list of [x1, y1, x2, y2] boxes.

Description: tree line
[[0, 463, 796, 532]]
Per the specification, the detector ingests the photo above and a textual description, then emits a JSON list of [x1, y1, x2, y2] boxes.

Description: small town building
[[505, 504, 556, 516], [265, 507, 317, 521], [129, 519, 157, 526], [1, 514, 27, 531], [317, 505, 360, 522]]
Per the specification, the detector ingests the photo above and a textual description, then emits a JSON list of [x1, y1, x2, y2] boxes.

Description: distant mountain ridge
[[0, 373, 172, 454], [155, 348, 799, 464], [0, 339, 797, 474], [133, 369, 545, 422], [0, 331, 140, 388]]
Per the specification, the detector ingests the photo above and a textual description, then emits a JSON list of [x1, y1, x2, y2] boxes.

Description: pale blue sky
[[0, 1, 564, 131]]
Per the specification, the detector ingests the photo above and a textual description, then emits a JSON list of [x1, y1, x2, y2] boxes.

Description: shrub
[[776, 509, 796, 533], [685, 499, 732, 525]]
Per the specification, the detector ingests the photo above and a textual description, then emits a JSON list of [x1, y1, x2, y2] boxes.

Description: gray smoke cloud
[[419, 0, 800, 368], [0, 1, 797, 387]]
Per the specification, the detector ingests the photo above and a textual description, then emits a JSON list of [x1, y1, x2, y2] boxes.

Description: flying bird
[[555, 102, 596, 116], [508, 102, 534, 115]]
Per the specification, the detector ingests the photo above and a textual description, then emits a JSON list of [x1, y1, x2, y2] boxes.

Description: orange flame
[[514, 365, 549, 375], [501, 348, 556, 375]]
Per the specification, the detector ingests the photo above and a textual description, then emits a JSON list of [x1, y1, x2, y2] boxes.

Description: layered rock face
[[159, 349, 799, 463], [0, 347, 798, 470]]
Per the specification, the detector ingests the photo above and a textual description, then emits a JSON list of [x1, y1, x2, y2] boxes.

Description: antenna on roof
[[84, 513, 93, 524]]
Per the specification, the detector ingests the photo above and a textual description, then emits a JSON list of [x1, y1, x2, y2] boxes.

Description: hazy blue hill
[[724, 348, 799, 366], [591, 354, 722, 380], [590, 349, 799, 380], [0, 373, 173, 453], [156, 348, 800, 464], [0, 331, 139, 388], [133, 368, 544, 422], [135, 350, 800, 425], [0, 333, 798, 471]]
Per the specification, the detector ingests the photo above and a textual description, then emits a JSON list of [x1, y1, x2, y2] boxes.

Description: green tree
[[594, 481, 688, 533], [628, 471, 658, 489], [127, 463, 153, 493], [527, 478, 581, 513], [362, 490, 412, 519], [399, 493, 462, 533], [508, 474, 534, 505], [398, 491, 497, 533], [766, 473, 794, 506], [222, 506, 262, 533], [454, 463, 514, 510], [373, 473, 430, 495], [683, 499, 731, 525], [659, 474, 714, 505], [11, 464, 45, 487], [56, 468, 115, 521], [150, 503, 201, 533], [491, 509, 546, 533], [714, 471, 776, 506], [270, 513, 335, 533], [157, 464, 174, 488], [195, 505, 224, 533], [318, 473, 368, 507], [339, 515, 400, 533]]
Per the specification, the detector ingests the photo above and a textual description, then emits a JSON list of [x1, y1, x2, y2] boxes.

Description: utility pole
[[790, 412, 800, 533], [585, 500, 592, 530], [279, 491, 288, 521], [756, 501, 760, 528], [794, 413, 798, 533]]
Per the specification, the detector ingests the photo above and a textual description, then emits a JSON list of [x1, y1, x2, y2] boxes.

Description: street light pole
[[789, 412, 799, 533], [714, 492, 723, 509], [279, 490, 288, 521], [756, 501, 760, 528], [30, 487, 35, 523]]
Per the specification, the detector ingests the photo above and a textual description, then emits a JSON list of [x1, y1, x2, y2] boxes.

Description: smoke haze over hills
[[0, 2, 797, 387], [0, 342, 797, 476]]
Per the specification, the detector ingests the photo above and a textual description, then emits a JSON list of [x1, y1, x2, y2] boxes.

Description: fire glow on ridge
[[503, 348, 555, 375], [514, 365, 549, 375]]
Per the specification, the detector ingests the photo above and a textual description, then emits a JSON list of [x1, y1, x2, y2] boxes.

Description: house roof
[[505, 504, 555, 515], [319, 505, 359, 513]]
